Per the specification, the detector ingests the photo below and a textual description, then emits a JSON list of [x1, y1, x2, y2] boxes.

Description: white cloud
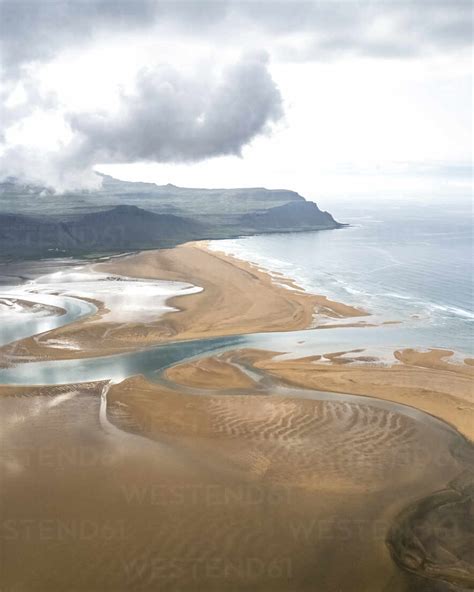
[[0, 0, 471, 195], [0, 53, 282, 190]]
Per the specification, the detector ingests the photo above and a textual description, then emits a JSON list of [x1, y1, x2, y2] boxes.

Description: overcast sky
[[0, 0, 472, 201]]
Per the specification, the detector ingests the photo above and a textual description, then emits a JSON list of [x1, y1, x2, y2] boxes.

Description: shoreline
[[0, 241, 474, 440], [162, 345, 474, 441], [0, 242, 471, 439], [104, 242, 473, 441], [0, 242, 367, 363], [200, 240, 369, 321], [0, 242, 472, 591]]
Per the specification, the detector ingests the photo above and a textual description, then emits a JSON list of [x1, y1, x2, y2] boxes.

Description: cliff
[[0, 175, 341, 259]]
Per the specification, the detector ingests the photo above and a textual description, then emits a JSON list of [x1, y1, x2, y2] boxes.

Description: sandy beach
[[0, 242, 366, 364], [2, 242, 470, 440], [248, 347, 474, 440], [164, 345, 474, 437], [0, 243, 473, 591], [3, 3, 471, 588]]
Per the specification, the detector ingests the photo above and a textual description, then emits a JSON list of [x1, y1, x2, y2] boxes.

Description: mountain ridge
[[0, 175, 342, 260]]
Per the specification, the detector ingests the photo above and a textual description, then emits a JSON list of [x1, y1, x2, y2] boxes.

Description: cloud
[[69, 54, 282, 163], [0, 54, 283, 190], [0, 144, 103, 192], [0, 0, 471, 190], [0, 0, 157, 76], [236, 1, 473, 59], [0, 0, 471, 77]]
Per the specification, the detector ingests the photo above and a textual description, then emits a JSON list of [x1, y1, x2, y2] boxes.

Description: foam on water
[[209, 197, 473, 354]]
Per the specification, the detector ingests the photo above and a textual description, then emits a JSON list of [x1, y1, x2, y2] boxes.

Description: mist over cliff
[[0, 174, 341, 259]]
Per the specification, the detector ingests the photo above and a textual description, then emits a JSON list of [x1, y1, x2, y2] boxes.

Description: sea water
[[210, 197, 473, 355]]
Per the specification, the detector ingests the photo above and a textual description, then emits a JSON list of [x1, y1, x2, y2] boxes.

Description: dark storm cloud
[[67, 54, 283, 165]]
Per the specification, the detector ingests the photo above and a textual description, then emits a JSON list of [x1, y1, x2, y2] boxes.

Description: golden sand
[[163, 344, 474, 441], [254, 347, 474, 441], [0, 244, 472, 590], [0, 243, 366, 364], [165, 355, 255, 390]]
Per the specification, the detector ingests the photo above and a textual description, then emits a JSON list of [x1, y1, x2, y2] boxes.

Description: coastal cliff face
[[239, 200, 338, 231], [0, 174, 341, 258]]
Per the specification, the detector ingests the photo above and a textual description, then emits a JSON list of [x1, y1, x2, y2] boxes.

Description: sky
[[0, 0, 472, 202]]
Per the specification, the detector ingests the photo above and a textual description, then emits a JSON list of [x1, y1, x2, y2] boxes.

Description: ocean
[[210, 197, 473, 355]]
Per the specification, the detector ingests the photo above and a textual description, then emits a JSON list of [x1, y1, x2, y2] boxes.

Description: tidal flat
[[0, 243, 472, 591]]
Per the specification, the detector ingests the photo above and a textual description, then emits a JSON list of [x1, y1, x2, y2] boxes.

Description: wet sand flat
[[0, 244, 473, 591], [165, 347, 474, 441], [0, 242, 366, 363], [252, 348, 474, 441], [0, 373, 471, 591]]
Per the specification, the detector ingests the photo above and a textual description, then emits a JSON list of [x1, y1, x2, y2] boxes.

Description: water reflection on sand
[[0, 260, 472, 591]]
